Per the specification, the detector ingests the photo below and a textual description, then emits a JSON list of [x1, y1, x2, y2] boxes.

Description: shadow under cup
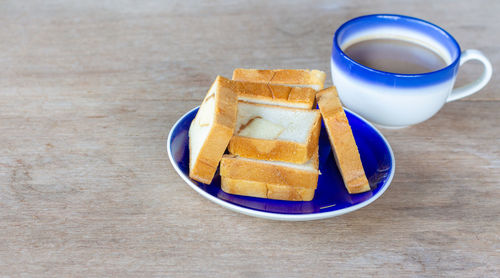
[[331, 14, 462, 128]]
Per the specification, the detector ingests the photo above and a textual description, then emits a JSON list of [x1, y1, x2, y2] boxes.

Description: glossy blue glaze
[[332, 14, 461, 87], [168, 107, 394, 217]]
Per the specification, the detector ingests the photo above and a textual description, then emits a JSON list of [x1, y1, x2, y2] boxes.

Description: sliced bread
[[220, 152, 319, 201], [232, 79, 316, 109], [232, 68, 326, 91], [316, 87, 370, 194], [221, 177, 316, 201], [188, 76, 238, 184], [228, 101, 321, 163]]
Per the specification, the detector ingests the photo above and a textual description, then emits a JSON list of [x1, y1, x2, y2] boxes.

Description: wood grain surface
[[0, 0, 499, 277]]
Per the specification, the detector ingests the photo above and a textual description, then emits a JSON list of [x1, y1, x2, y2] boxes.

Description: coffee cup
[[331, 14, 492, 128]]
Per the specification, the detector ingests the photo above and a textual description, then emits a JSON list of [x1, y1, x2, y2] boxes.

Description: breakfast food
[[232, 69, 326, 91], [316, 87, 370, 194], [221, 178, 317, 202], [231, 79, 316, 109], [188, 76, 238, 184], [228, 101, 321, 164], [215, 76, 316, 109], [187, 69, 369, 201], [220, 152, 319, 201]]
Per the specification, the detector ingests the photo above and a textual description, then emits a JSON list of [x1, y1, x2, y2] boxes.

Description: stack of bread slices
[[188, 69, 370, 201]]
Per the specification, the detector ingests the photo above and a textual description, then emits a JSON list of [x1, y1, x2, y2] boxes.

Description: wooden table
[[1, 1, 498, 277]]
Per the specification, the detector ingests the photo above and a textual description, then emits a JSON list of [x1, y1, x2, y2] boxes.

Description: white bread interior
[[188, 76, 238, 184], [238, 117, 285, 139], [189, 87, 216, 168], [235, 101, 318, 143]]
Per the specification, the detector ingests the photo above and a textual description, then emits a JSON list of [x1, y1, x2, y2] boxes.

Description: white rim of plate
[[167, 106, 395, 221]]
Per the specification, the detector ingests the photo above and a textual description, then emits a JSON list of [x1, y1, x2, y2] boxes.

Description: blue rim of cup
[[332, 14, 462, 87]]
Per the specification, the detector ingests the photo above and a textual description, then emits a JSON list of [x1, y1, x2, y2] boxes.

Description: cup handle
[[447, 49, 493, 102]]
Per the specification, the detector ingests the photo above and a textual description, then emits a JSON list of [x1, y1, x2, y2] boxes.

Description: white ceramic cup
[[331, 14, 493, 128]]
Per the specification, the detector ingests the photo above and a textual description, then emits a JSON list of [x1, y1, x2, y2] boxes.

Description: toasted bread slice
[[316, 87, 370, 194], [228, 101, 321, 163], [232, 69, 326, 91], [232, 79, 316, 109], [220, 152, 319, 189], [188, 76, 238, 184], [221, 177, 316, 201], [220, 153, 319, 201]]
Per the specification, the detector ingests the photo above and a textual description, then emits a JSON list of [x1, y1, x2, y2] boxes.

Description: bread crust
[[221, 177, 316, 201], [228, 137, 309, 164], [232, 79, 316, 109], [232, 69, 326, 90], [316, 87, 370, 194], [220, 154, 319, 189], [188, 76, 238, 184], [228, 103, 321, 163]]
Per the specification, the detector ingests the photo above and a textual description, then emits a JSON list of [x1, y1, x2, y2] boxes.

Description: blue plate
[[168, 107, 395, 221]]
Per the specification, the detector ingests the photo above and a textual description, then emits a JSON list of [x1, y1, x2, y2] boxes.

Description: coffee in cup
[[331, 14, 492, 128]]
